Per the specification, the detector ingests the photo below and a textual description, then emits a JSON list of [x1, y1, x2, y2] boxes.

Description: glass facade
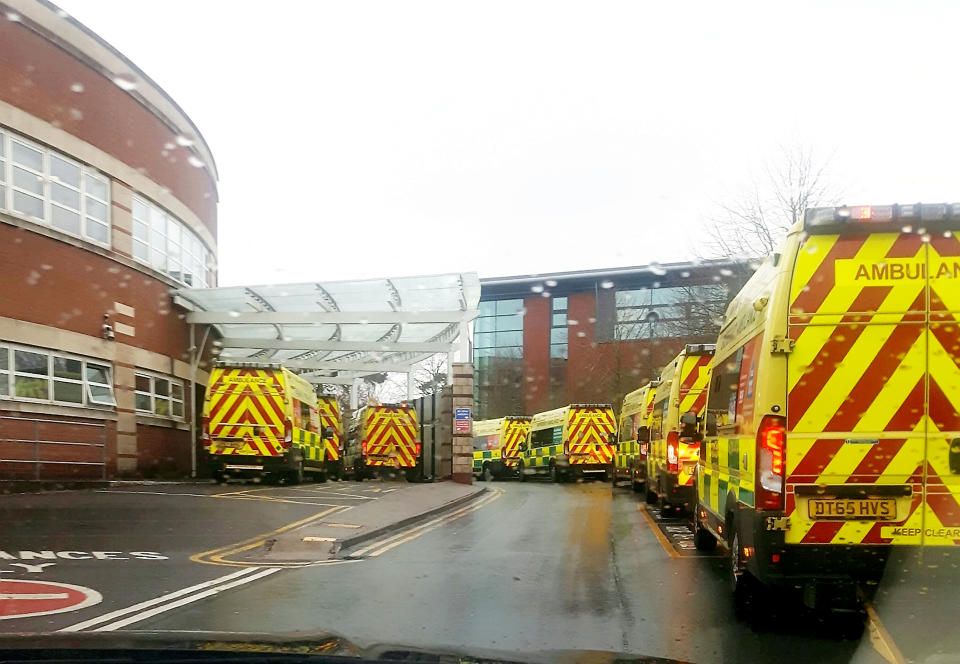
[[614, 285, 728, 340], [132, 196, 215, 288], [473, 299, 525, 419]]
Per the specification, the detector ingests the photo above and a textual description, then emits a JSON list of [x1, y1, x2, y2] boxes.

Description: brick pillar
[[451, 362, 474, 484], [435, 387, 453, 480]]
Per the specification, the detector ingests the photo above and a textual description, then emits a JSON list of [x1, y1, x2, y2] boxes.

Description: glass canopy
[[172, 273, 480, 384]]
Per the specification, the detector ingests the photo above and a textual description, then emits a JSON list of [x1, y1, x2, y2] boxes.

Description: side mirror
[[323, 426, 335, 440], [636, 426, 649, 443], [680, 412, 698, 426], [705, 412, 718, 437], [519, 442, 528, 452]]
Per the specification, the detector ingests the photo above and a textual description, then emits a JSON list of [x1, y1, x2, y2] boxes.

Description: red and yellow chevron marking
[[678, 354, 711, 416], [566, 407, 617, 464], [784, 230, 960, 546], [501, 419, 530, 459], [205, 368, 286, 457], [362, 407, 420, 468], [318, 397, 342, 461]]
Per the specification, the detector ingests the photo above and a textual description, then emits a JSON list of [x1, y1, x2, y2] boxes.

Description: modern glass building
[[473, 260, 752, 420]]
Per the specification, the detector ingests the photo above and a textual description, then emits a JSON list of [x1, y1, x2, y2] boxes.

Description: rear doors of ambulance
[[786, 204, 960, 548]]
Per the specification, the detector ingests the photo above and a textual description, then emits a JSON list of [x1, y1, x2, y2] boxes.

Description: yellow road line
[[865, 602, 906, 664], [637, 504, 681, 559], [191, 505, 347, 566]]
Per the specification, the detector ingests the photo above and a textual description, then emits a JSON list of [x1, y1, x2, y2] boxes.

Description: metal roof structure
[[173, 272, 480, 400]]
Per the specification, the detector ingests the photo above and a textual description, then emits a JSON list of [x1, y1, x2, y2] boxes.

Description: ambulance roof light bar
[[806, 202, 960, 229]]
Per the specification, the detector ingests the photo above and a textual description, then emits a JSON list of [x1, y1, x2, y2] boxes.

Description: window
[[132, 196, 214, 288], [135, 371, 184, 419], [0, 343, 114, 407], [0, 128, 110, 247], [550, 296, 567, 359], [473, 299, 524, 362], [530, 426, 561, 448], [615, 285, 729, 340]]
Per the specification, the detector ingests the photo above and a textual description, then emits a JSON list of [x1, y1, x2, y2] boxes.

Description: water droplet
[[648, 263, 667, 276], [576, 331, 586, 338], [588, 317, 596, 324], [228, 311, 240, 318], [945, 231, 954, 238], [187, 155, 204, 168], [600, 280, 614, 289], [719, 268, 733, 277], [545, 279, 557, 287], [70, 82, 84, 93], [5, 11, 21, 22], [175, 135, 194, 147], [540, 291, 551, 298], [69, 108, 83, 121], [40, 264, 52, 270], [112, 74, 137, 91], [531, 285, 544, 293], [568, 319, 578, 326], [902, 225, 913, 233], [680, 271, 691, 278]]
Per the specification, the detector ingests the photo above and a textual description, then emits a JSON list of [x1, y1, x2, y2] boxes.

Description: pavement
[[1, 477, 958, 663]]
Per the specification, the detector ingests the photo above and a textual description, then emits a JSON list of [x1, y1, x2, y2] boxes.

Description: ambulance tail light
[[415, 443, 422, 457], [362, 441, 368, 456], [757, 414, 787, 510], [282, 420, 292, 449], [667, 431, 679, 473]]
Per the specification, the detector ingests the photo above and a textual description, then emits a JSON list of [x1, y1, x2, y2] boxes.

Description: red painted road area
[[0, 580, 101, 621]]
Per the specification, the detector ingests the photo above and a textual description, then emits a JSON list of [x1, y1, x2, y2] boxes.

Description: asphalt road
[[3, 479, 959, 663]]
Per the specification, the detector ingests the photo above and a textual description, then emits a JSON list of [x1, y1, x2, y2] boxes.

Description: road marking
[[637, 504, 681, 559], [865, 602, 906, 664], [352, 490, 503, 558], [320, 522, 362, 529], [0, 580, 102, 621], [94, 568, 280, 631], [96, 490, 214, 498], [191, 505, 347, 566], [59, 567, 259, 632]]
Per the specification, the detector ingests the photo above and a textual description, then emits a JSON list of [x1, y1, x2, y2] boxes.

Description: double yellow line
[[191, 505, 348, 567]]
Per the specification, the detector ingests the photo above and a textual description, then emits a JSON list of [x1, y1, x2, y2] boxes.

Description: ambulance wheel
[[212, 471, 226, 485], [354, 468, 364, 482], [645, 485, 658, 505], [482, 463, 493, 482], [517, 462, 526, 482], [731, 530, 757, 619], [694, 512, 717, 551], [286, 462, 304, 485], [549, 464, 559, 483], [316, 470, 328, 483]]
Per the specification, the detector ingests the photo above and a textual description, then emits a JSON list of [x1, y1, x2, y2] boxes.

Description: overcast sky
[[55, 0, 960, 287]]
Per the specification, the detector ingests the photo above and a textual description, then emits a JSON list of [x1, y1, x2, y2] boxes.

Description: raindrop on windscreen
[[648, 263, 667, 276], [175, 135, 194, 147], [112, 74, 137, 91], [680, 271, 690, 278], [576, 331, 586, 338], [545, 279, 557, 287], [5, 11, 21, 22], [540, 291, 551, 298], [945, 231, 954, 238], [70, 82, 84, 93], [719, 268, 733, 277], [902, 225, 913, 234], [588, 317, 596, 323], [228, 311, 240, 318], [531, 285, 544, 293], [600, 280, 614, 289], [568, 319, 578, 326], [187, 155, 204, 168], [69, 109, 83, 121]]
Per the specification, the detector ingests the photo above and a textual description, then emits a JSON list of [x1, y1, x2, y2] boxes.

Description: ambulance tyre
[[730, 528, 764, 623], [549, 463, 559, 483], [482, 463, 493, 482], [693, 511, 717, 551], [517, 461, 526, 482], [316, 470, 328, 483], [631, 469, 644, 493], [212, 471, 226, 484], [287, 461, 304, 485], [645, 483, 658, 505]]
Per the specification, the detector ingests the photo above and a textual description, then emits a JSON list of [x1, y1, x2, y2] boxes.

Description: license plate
[[808, 498, 896, 520], [217, 440, 244, 450]]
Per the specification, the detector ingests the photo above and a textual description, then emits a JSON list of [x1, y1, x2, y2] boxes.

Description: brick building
[[0, 1, 217, 479], [473, 261, 752, 420]]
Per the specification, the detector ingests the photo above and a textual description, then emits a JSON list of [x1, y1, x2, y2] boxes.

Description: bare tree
[[704, 144, 839, 259], [412, 354, 447, 396]]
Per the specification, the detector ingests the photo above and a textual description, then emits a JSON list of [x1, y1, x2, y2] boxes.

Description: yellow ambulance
[[695, 203, 960, 613], [356, 402, 421, 481], [646, 344, 714, 513], [517, 404, 617, 482], [615, 381, 658, 492], [318, 395, 344, 479], [472, 416, 532, 481], [203, 362, 326, 484]]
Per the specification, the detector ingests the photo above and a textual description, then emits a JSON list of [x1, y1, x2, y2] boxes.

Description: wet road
[[5, 480, 960, 663]]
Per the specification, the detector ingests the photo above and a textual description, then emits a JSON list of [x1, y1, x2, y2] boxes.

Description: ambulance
[[355, 402, 421, 481], [203, 362, 326, 484], [694, 203, 960, 612], [646, 344, 714, 513], [472, 416, 533, 481], [318, 395, 344, 479], [615, 381, 658, 492], [517, 404, 617, 482]]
